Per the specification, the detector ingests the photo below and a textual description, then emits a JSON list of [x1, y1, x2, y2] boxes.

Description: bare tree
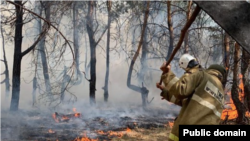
[[184, 1, 192, 53], [231, 43, 246, 124], [31, 1, 42, 107], [222, 33, 230, 87], [127, 1, 150, 108], [138, 23, 148, 87], [86, 1, 97, 105], [10, 1, 49, 111], [0, 25, 10, 99], [7, 0, 74, 110], [103, 1, 112, 102], [39, 1, 53, 100], [166, 1, 174, 60], [241, 48, 250, 112], [71, 1, 83, 86], [60, 66, 71, 102], [86, 1, 107, 105]]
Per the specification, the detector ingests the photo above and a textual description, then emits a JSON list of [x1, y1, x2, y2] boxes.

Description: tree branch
[[95, 26, 108, 46], [21, 24, 48, 57], [7, 0, 75, 64], [0, 70, 6, 75], [159, 5, 201, 85], [0, 79, 6, 84]]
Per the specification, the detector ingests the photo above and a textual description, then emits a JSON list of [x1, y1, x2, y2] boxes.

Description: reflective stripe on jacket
[[169, 133, 179, 141]]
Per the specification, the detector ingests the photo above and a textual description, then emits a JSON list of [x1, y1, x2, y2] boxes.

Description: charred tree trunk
[[1, 24, 10, 98], [222, 33, 230, 87], [40, 2, 52, 99], [9, 1, 48, 111], [8, 0, 50, 110], [103, 1, 112, 102], [10, 1, 24, 111], [231, 43, 246, 124], [184, 1, 192, 53], [127, 1, 150, 108], [86, 1, 96, 105], [166, 1, 174, 60], [241, 48, 250, 112]]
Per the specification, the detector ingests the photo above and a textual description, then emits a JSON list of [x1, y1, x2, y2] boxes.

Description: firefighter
[[157, 64, 226, 141], [159, 54, 202, 106]]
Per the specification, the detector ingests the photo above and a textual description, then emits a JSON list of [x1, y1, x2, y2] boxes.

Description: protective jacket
[[161, 65, 202, 106], [161, 69, 225, 141]]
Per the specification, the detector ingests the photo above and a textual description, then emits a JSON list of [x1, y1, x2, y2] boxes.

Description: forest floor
[[1, 107, 247, 141], [111, 118, 250, 141], [1, 106, 176, 141], [111, 127, 171, 141]]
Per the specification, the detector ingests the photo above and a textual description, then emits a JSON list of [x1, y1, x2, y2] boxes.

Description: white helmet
[[179, 54, 196, 70]]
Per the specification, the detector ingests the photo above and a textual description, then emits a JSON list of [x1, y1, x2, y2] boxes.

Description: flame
[[221, 96, 238, 120], [73, 108, 81, 118], [75, 128, 131, 140], [62, 116, 69, 120], [74, 113, 81, 117], [74, 137, 98, 141], [126, 127, 131, 132], [95, 129, 131, 138], [52, 113, 59, 123], [108, 131, 123, 138], [52, 108, 81, 123], [74, 133, 98, 141], [221, 74, 250, 120], [95, 130, 122, 137], [48, 129, 55, 133], [238, 74, 244, 102], [168, 121, 174, 128], [96, 130, 105, 135]]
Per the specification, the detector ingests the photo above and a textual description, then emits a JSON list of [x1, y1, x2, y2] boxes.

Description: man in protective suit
[[156, 64, 226, 141], [159, 54, 202, 106]]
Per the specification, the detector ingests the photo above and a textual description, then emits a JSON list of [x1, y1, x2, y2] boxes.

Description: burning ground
[[1, 104, 178, 141], [220, 74, 250, 124]]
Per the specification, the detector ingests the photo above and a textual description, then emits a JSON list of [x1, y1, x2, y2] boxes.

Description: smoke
[[0, 2, 187, 140]]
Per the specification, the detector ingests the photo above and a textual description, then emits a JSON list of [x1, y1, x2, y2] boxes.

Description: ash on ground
[[1, 105, 178, 141]]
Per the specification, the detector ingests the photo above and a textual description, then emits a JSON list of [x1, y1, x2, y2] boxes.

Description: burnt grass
[[1, 107, 177, 141]]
